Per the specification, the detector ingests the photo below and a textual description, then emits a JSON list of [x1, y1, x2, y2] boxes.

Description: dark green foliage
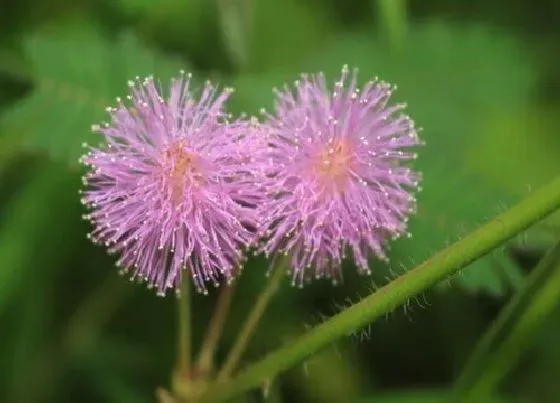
[[0, 0, 559, 402], [1, 23, 185, 165]]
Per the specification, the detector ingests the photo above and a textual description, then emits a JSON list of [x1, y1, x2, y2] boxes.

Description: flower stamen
[[313, 140, 354, 190], [162, 140, 202, 205]]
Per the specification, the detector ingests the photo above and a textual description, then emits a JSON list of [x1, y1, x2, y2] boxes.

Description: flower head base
[[80, 72, 263, 295], [259, 65, 423, 286]]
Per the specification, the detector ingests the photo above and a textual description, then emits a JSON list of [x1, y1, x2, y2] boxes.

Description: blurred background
[[1, 0, 559, 402]]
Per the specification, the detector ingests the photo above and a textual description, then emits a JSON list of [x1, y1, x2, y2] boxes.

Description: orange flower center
[[162, 140, 202, 204], [313, 140, 354, 189]]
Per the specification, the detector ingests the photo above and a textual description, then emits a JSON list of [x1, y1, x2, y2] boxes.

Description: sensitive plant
[[80, 66, 423, 294], [76, 68, 560, 403]]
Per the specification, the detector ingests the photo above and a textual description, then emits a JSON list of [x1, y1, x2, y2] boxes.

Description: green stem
[[201, 176, 560, 402], [452, 241, 560, 402], [217, 0, 253, 71], [177, 273, 191, 378], [377, 0, 407, 50], [197, 281, 238, 376], [217, 259, 286, 381]]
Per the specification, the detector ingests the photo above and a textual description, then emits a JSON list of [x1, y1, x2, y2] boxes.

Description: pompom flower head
[[80, 72, 262, 295], [259, 65, 423, 286]]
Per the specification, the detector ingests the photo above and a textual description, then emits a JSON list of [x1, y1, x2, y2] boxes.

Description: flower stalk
[[174, 273, 191, 384], [217, 259, 286, 381], [197, 281, 238, 376]]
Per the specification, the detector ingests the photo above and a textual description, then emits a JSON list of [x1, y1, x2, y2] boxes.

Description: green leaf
[[0, 23, 185, 165]]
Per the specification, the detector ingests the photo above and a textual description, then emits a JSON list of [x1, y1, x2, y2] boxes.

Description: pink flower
[[80, 73, 263, 295], [258, 66, 423, 285]]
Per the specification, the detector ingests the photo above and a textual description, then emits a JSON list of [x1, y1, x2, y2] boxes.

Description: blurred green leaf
[[7, 265, 51, 397], [114, 0, 217, 63], [116, 0, 211, 34], [0, 131, 26, 179], [247, 0, 333, 72], [231, 22, 537, 295], [295, 347, 362, 403], [302, 22, 534, 145], [453, 243, 560, 401], [0, 160, 81, 314], [0, 23, 185, 165], [114, 0, 165, 16], [399, 167, 517, 296], [65, 275, 132, 358], [87, 352, 151, 403], [116, 0, 209, 39], [466, 108, 560, 196], [465, 107, 560, 253], [358, 389, 515, 402], [229, 71, 295, 114], [516, 306, 560, 401], [300, 21, 537, 295], [0, 44, 29, 81], [522, 211, 560, 249], [96, 377, 150, 403], [85, 337, 152, 373]]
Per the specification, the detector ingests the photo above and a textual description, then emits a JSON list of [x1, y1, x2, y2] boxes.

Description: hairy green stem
[[217, 260, 286, 381], [197, 281, 238, 376], [200, 176, 560, 402], [452, 241, 560, 402]]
